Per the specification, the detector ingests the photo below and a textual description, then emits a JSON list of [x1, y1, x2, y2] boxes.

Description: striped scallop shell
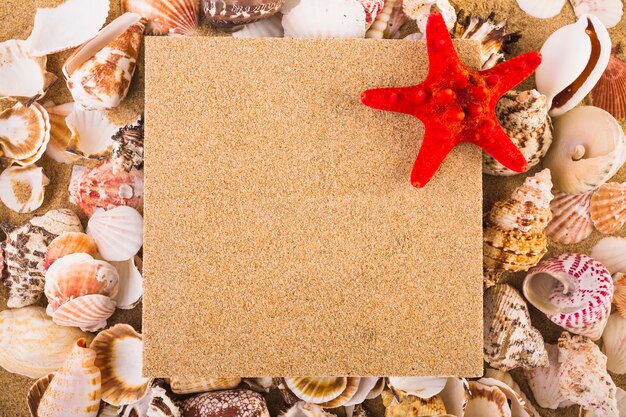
[[546, 190, 593, 244], [284, 377, 359, 407], [52, 294, 117, 332], [121, 0, 199, 35], [43, 232, 99, 271], [170, 377, 241, 395], [87, 206, 143, 262], [464, 381, 511, 417], [570, 0, 624, 29], [591, 53, 626, 119], [602, 313, 626, 374], [590, 182, 626, 234], [592, 237, 626, 275], [614, 273, 626, 318], [524, 344, 569, 409]]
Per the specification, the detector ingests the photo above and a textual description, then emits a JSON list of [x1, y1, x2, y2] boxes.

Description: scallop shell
[[63, 13, 146, 110], [91, 324, 152, 406], [43, 232, 99, 271], [37, 339, 101, 417], [0, 100, 50, 166], [284, 377, 349, 404], [388, 377, 448, 399], [591, 52, 626, 120], [591, 237, 626, 274], [365, 0, 406, 39], [0, 40, 55, 100], [1, 209, 83, 308], [87, 206, 144, 262], [544, 106, 626, 194], [558, 332, 618, 416], [111, 117, 144, 174], [52, 294, 117, 332], [515, 0, 567, 18], [0, 165, 49, 213], [524, 253, 613, 340], [232, 14, 285, 38], [70, 161, 144, 218], [28, 373, 55, 417], [602, 313, 626, 374], [117, 381, 181, 417], [403, 0, 456, 34], [464, 381, 511, 417], [438, 378, 470, 417], [483, 90, 552, 175], [170, 377, 241, 395], [614, 273, 626, 317], [480, 370, 538, 417], [45, 102, 81, 164], [110, 256, 143, 310], [181, 390, 270, 417], [204, 0, 283, 29], [570, 0, 624, 29], [65, 108, 119, 159], [121, 0, 199, 35], [590, 182, 626, 234], [282, 0, 366, 38], [381, 390, 447, 417], [0, 306, 91, 378], [524, 344, 570, 409], [483, 284, 548, 371], [483, 169, 553, 272], [535, 16, 611, 117], [26, 0, 110, 56], [546, 190, 594, 245]]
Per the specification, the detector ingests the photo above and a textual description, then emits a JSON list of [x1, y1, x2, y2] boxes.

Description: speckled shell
[[558, 332, 618, 416], [111, 117, 144, 174], [614, 273, 626, 318], [483, 90, 552, 175], [592, 53, 626, 119], [483, 169, 554, 272], [381, 390, 446, 417], [122, 0, 199, 35], [204, 0, 283, 29], [483, 284, 548, 371], [1, 209, 83, 308], [0, 100, 50, 166], [524, 344, 570, 409], [546, 190, 594, 245], [590, 182, 626, 234], [524, 253, 613, 340], [117, 381, 181, 417], [181, 390, 270, 417], [602, 313, 626, 374], [44, 232, 99, 271], [170, 377, 241, 395]]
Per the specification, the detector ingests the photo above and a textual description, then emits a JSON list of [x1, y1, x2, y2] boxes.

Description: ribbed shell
[[381, 390, 446, 417], [523, 344, 568, 409], [0, 101, 50, 165], [614, 273, 626, 318], [170, 377, 241, 395], [590, 182, 626, 234], [86, 206, 144, 262], [284, 377, 350, 405], [602, 313, 626, 374], [592, 53, 626, 119], [546, 190, 593, 244], [181, 390, 270, 417], [52, 294, 117, 332], [453, 11, 513, 70], [464, 381, 510, 417], [43, 232, 99, 271], [121, 0, 199, 35]]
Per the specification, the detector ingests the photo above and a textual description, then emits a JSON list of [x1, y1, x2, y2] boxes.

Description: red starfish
[[360, 12, 542, 188]]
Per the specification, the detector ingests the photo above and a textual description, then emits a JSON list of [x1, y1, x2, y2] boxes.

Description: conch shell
[[0, 164, 49, 213], [483, 169, 553, 272], [169, 377, 241, 395], [0, 100, 51, 166], [590, 182, 626, 234], [546, 190, 594, 245], [365, 0, 406, 39]]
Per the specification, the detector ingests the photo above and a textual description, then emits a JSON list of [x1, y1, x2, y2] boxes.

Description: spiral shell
[[122, 0, 199, 35], [365, 0, 406, 39], [546, 190, 593, 244], [170, 377, 241, 395], [590, 182, 626, 234]]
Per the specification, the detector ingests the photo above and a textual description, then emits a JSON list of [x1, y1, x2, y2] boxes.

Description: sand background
[[0, 0, 625, 416]]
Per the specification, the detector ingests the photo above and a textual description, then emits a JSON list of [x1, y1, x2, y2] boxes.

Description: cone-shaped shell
[[524, 344, 568, 409], [87, 206, 144, 262], [0, 165, 49, 213], [590, 182, 626, 234], [170, 377, 241, 395], [592, 237, 626, 275], [0, 101, 50, 166], [122, 0, 199, 35], [181, 390, 270, 417], [0, 40, 55, 99], [484, 284, 548, 370], [592, 53, 626, 119], [524, 253, 613, 340], [602, 313, 626, 374], [28, 373, 54, 417], [44, 232, 99, 271], [546, 190, 593, 244], [365, 0, 406, 39], [483, 169, 553, 272]]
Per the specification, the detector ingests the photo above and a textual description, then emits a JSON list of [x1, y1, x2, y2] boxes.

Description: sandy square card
[[143, 37, 484, 377]]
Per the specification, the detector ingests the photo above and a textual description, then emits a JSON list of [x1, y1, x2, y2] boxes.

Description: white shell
[[516, 0, 567, 18], [387, 377, 447, 399], [0, 165, 49, 213], [535, 15, 612, 117], [0, 40, 54, 99], [52, 294, 117, 332], [543, 106, 626, 195], [403, 0, 457, 34], [26, 0, 110, 56], [282, 0, 366, 38], [602, 313, 626, 374], [570, 0, 624, 29], [0, 101, 51, 166], [46, 102, 81, 164], [87, 206, 144, 262], [343, 377, 380, 406], [110, 257, 143, 310], [592, 237, 626, 275], [524, 344, 570, 409], [233, 14, 284, 38], [65, 108, 118, 159]]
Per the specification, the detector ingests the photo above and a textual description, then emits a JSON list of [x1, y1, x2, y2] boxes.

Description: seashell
[[70, 161, 144, 218], [170, 377, 242, 395], [37, 339, 101, 417], [87, 206, 144, 262], [403, 0, 456, 34], [282, 0, 366, 38], [483, 169, 553, 272], [0, 165, 49, 213], [0, 306, 91, 378], [51, 294, 118, 332], [243, 377, 276, 392], [591, 50, 626, 120], [366, 378, 385, 400], [483, 284, 549, 370], [45, 103, 81, 164], [483, 90, 553, 175], [546, 190, 594, 245], [437, 378, 470, 417], [558, 332, 618, 416], [591, 237, 626, 275], [97, 404, 120, 417], [91, 324, 152, 406], [381, 390, 446, 417], [524, 343, 571, 409], [358, 0, 385, 28], [43, 232, 99, 271], [614, 272, 626, 317], [0, 100, 50, 166], [0, 40, 55, 100], [28, 373, 55, 417], [182, 390, 270, 417], [63, 13, 146, 110], [203, 0, 284, 30], [65, 108, 119, 159], [110, 256, 143, 310], [232, 14, 285, 38], [480, 370, 539, 417], [280, 402, 336, 417], [1, 209, 83, 308], [121, 0, 199, 35], [117, 381, 181, 417], [524, 253, 613, 340], [535, 16, 611, 117], [543, 106, 626, 195], [464, 381, 510, 417], [590, 182, 626, 234], [285, 377, 361, 408], [365, 0, 406, 39], [571, 0, 624, 29], [602, 313, 626, 374], [111, 117, 144, 174], [344, 377, 381, 407], [515, 0, 567, 18], [388, 377, 448, 399]]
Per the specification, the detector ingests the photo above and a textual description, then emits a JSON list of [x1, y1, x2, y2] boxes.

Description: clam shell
[[181, 390, 270, 417], [87, 206, 144, 262], [546, 190, 594, 245], [232, 14, 285, 38], [524, 344, 569, 409], [403, 0, 456, 34], [26, 0, 110, 56], [464, 381, 511, 417], [483, 284, 548, 371], [37, 339, 101, 417], [91, 324, 152, 406], [0, 165, 49, 213], [524, 253, 613, 340], [614, 273, 626, 317], [65, 108, 119, 159], [28, 373, 54, 417], [570, 0, 624, 29], [44, 232, 99, 271], [515, 0, 567, 18], [590, 182, 626, 234], [170, 377, 241, 395], [63, 13, 146, 109], [45, 103, 81, 164], [111, 116, 144, 174], [110, 256, 143, 310], [0, 306, 91, 378], [0, 40, 55, 99], [284, 377, 349, 404], [535, 16, 611, 117], [591, 53, 626, 119], [0, 100, 50, 166], [602, 313, 626, 374], [122, 0, 199, 35], [388, 377, 448, 399], [51, 294, 117, 332], [365, 0, 406, 39], [591, 237, 626, 274], [543, 106, 626, 195], [204, 0, 284, 29], [282, 0, 366, 38], [69, 161, 144, 218]]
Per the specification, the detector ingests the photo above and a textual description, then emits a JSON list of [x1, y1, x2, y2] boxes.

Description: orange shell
[[546, 190, 593, 244], [614, 273, 626, 318], [44, 232, 99, 271], [590, 182, 626, 234], [591, 54, 626, 120]]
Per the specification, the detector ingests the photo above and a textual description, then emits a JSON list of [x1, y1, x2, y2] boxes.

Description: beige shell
[[453, 11, 514, 70], [570, 0, 624, 29], [27, 373, 54, 417], [483, 284, 548, 371], [181, 390, 269, 417], [170, 377, 241, 395], [45, 102, 81, 164], [387, 377, 447, 399], [602, 313, 626, 374], [0, 100, 50, 166], [546, 190, 593, 244], [614, 273, 626, 318], [0, 165, 49, 213], [515, 0, 566, 18], [403, 0, 456, 35], [0, 39, 55, 100], [478, 370, 538, 417], [592, 237, 626, 275], [118, 381, 181, 417], [483, 169, 553, 272], [65, 108, 119, 159], [365, 0, 406, 39], [590, 182, 626, 234], [87, 206, 144, 262], [381, 390, 446, 417], [524, 343, 571, 409], [44, 232, 99, 271], [284, 377, 353, 405], [121, 0, 199, 35], [464, 381, 510, 417]]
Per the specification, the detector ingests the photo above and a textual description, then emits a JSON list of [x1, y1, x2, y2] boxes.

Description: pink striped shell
[[51, 294, 116, 332]]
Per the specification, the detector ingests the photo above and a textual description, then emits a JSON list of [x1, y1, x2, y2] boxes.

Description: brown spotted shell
[[181, 390, 270, 417], [590, 182, 626, 234]]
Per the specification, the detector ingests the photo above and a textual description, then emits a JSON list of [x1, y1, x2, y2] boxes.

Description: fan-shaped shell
[[381, 390, 446, 417], [65, 108, 118, 159], [110, 256, 143, 310], [602, 313, 626, 374], [543, 106, 626, 195], [480, 370, 538, 417], [0, 40, 55, 99], [87, 206, 144, 262], [122, 0, 199, 35], [387, 377, 448, 399], [571, 0, 624, 29], [284, 377, 349, 404], [547, 190, 593, 244], [515, 0, 567, 18], [118, 381, 181, 417], [51, 294, 117, 332], [464, 381, 511, 417], [0, 101, 50, 166], [591, 237, 626, 275], [590, 182, 626, 234], [181, 390, 270, 417], [403, 0, 457, 34], [592, 53, 626, 120], [44, 232, 99, 271], [0, 165, 49, 213], [524, 253, 613, 340], [170, 377, 241, 395], [614, 273, 626, 318], [45, 102, 81, 164], [282, 0, 366, 38], [524, 344, 569, 409]]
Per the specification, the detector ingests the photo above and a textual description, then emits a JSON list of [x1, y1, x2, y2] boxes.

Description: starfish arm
[[361, 86, 427, 117], [425, 12, 459, 74], [473, 126, 528, 173], [479, 51, 542, 97], [410, 124, 457, 188]]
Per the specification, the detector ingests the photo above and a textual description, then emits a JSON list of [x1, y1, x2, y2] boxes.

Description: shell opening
[[572, 144, 587, 161], [76, 338, 88, 348], [524, 271, 580, 315]]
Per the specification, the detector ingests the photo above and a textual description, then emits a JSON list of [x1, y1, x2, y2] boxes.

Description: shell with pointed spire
[[365, 0, 406, 39], [170, 377, 241, 395], [546, 190, 594, 244], [122, 0, 199, 35]]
